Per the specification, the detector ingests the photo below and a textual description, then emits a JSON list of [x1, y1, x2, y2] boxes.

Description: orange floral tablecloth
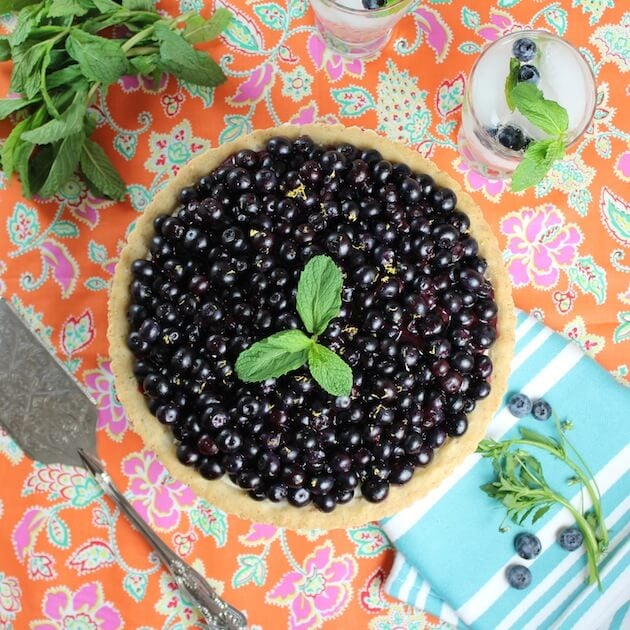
[[0, 1, 628, 628]]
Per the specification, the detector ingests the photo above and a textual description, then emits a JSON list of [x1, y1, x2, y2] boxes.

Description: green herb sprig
[[504, 68, 570, 193], [235, 255, 353, 397], [0, 0, 232, 200], [477, 417, 608, 589]]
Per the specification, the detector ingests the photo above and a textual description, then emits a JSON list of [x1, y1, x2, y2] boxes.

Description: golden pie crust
[[108, 124, 516, 530]]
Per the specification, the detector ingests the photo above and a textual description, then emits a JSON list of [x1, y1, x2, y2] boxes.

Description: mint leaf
[[28, 143, 55, 195], [235, 330, 312, 382], [1, 105, 45, 178], [505, 57, 520, 112], [0, 0, 229, 200], [531, 505, 551, 524], [0, 37, 10, 61], [122, 0, 154, 9], [80, 139, 126, 200], [1, 116, 30, 177], [308, 343, 352, 397], [48, 0, 94, 18], [14, 139, 35, 197], [38, 131, 85, 198], [84, 112, 97, 136], [184, 9, 232, 44], [511, 82, 569, 136], [21, 89, 86, 144], [10, 43, 47, 98], [66, 30, 129, 85], [46, 65, 84, 90], [154, 24, 226, 88], [8, 5, 38, 47], [511, 138, 564, 192], [0, 0, 39, 12], [296, 255, 343, 335], [91, 0, 121, 11], [0, 97, 33, 119], [130, 54, 159, 76]]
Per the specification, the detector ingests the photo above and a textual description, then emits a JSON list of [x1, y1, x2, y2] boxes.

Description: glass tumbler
[[458, 29, 597, 179], [310, 0, 413, 59]]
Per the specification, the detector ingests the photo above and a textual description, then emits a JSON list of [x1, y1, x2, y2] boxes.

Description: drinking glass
[[310, 0, 413, 59], [458, 30, 597, 179]]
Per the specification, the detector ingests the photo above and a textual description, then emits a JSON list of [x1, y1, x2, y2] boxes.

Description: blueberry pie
[[109, 125, 515, 529]]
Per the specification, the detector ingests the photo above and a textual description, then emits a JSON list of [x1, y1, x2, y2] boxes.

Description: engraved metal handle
[[78, 450, 247, 630]]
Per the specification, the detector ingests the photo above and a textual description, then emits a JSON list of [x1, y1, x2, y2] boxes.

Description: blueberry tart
[[108, 125, 515, 529]]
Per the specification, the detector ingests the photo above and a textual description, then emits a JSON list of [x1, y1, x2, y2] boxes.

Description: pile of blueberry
[[491, 36, 540, 153], [508, 392, 552, 421], [126, 134, 499, 512], [507, 527, 585, 589]]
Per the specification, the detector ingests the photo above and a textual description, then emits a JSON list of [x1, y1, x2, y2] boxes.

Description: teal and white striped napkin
[[380, 310, 630, 629]]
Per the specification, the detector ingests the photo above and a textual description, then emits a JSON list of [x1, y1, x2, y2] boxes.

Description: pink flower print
[[267, 540, 357, 630], [120, 72, 168, 93], [122, 450, 195, 531], [308, 33, 364, 82], [239, 523, 279, 547], [615, 151, 630, 182], [63, 181, 115, 228], [291, 102, 317, 125], [0, 572, 21, 626], [455, 144, 507, 201], [32, 582, 122, 629], [501, 205, 582, 289], [414, 7, 451, 63], [477, 10, 526, 42], [84, 358, 127, 441], [228, 63, 275, 106], [40, 239, 79, 299]]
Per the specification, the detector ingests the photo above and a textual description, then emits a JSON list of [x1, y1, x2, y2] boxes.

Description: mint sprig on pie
[[237, 255, 353, 397]]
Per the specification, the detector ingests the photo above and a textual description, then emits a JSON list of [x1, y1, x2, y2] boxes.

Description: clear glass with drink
[[458, 30, 597, 179], [310, 0, 412, 59]]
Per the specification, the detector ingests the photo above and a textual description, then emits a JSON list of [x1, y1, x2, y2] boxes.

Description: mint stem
[[515, 454, 602, 589]]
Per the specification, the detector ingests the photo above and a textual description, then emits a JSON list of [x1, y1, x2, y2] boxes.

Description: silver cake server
[[0, 299, 247, 630]]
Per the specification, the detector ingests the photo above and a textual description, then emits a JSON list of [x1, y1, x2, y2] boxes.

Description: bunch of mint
[[504, 61, 570, 192], [236, 255, 353, 398], [0, 0, 232, 200]]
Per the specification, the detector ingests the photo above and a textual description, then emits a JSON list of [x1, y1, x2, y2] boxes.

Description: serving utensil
[[0, 299, 247, 630]]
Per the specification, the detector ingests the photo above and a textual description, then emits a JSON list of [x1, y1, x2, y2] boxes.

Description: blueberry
[[512, 37, 537, 62], [558, 526, 583, 551], [514, 532, 542, 560], [508, 393, 533, 418], [362, 0, 385, 8], [532, 400, 552, 421], [497, 125, 527, 152], [506, 564, 532, 589], [517, 64, 540, 85]]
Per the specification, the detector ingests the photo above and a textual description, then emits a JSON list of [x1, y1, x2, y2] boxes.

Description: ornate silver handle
[[78, 449, 248, 630]]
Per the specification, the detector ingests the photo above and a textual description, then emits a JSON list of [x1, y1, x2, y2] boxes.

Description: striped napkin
[[380, 310, 630, 629]]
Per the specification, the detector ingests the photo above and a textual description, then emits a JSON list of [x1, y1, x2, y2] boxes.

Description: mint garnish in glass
[[503, 43, 571, 193]]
